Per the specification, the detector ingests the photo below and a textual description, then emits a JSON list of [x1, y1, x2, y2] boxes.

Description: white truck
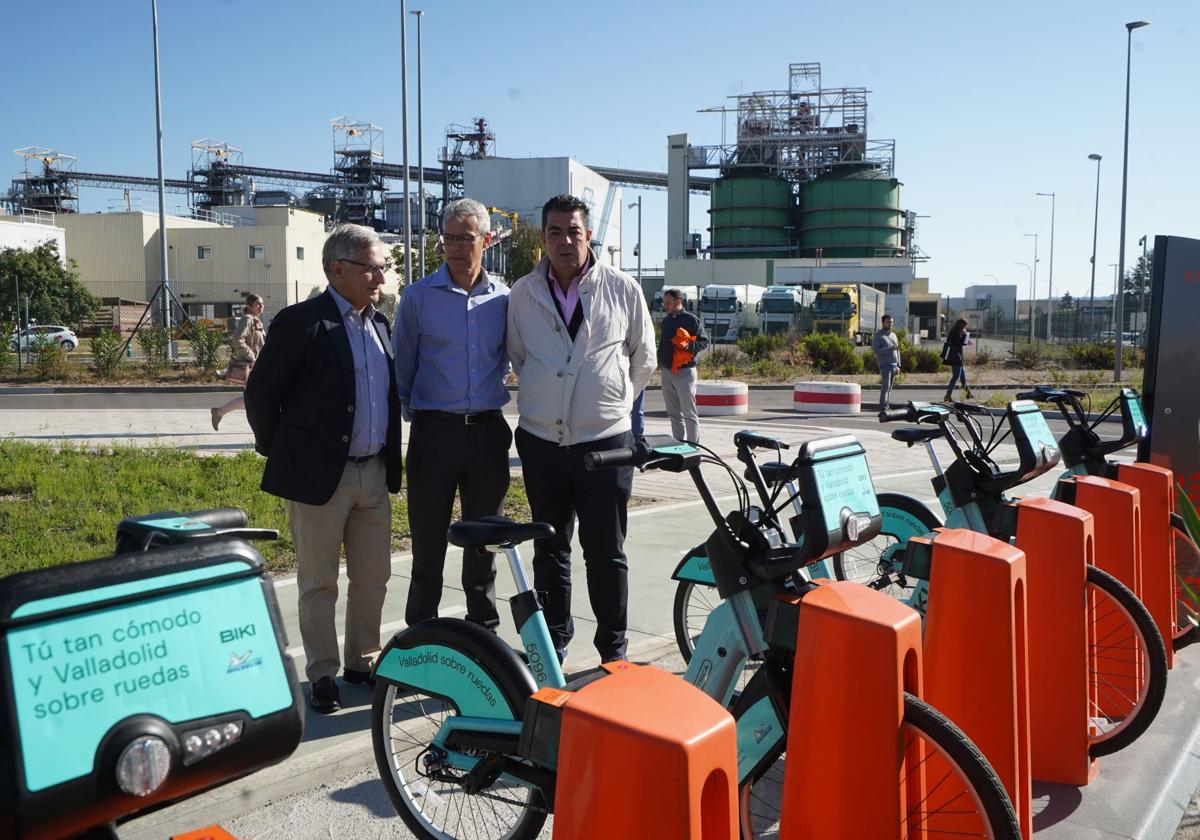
[[699, 284, 766, 342], [759, 285, 817, 336], [650, 285, 704, 325]]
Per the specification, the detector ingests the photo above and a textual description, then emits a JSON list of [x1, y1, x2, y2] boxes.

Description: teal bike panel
[[811, 453, 880, 533], [8, 576, 291, 792], [673, 553, 715, 586], [375, 644, 516, 720], [516, 614, 566, 690], [735, 695, 785, 784]]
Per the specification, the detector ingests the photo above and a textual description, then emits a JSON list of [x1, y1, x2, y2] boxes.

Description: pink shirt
[[548, 255, 592, 320]]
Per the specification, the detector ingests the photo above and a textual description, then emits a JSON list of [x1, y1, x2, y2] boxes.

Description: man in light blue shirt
[[393, 197, 512, 630]]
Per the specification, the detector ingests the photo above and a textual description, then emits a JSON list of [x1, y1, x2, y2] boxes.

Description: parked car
[[8, 325, 79, 352]]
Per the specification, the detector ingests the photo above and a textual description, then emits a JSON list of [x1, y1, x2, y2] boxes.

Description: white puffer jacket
[[507, 259, 655, 445]]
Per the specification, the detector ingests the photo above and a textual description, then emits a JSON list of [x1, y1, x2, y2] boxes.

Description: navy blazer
[[245, 290, 404, 505]]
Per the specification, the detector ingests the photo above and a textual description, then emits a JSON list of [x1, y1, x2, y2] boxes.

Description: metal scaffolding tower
[[331, 117, 386, 227], [692, 61, 895, 183], [6, 147, 79, 214], [440, 117, 494, 206], [189, 139, 247, 212]]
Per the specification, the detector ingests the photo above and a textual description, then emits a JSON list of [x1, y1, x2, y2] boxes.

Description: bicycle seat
[[891, 427, 944, 445], [447, 516, 555, 548], [745, 461, 802, 486]]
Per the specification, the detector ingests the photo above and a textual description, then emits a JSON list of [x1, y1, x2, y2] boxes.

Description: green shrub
[[801, 333, 862, 374], [737, 333, 784, 362], [1012, 344, 1041, 370], [752, 358, 789, 380], [31, 334, 71, 380], [1068, 342, 1114, 370], [974, 345, 993, 366], [136, 326, 170, 374], [0, 341, 13, 377], [909, 348, 943, 373], [862, 351, 879, 374], [189, 321, 227, 372], [90, 329, 125, 379], [701, 346, 740, 371]]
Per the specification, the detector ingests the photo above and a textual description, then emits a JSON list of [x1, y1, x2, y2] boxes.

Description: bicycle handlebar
[[176, 508, 249, 529], [734, 430, 790, 451], [583, 441, 654, 471], [880, 407, 912, 422]]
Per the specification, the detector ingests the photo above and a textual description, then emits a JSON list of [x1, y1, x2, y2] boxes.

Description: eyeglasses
[[339, 258, 393, 274], [440, 233, 485, 246]]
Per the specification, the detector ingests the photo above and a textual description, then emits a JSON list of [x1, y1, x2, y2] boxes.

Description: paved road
[[3, 390, 1192, 839]]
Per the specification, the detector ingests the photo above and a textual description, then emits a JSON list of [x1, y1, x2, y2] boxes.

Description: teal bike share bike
[[369, 433, 1021, 840], [835, 398, 1168, 757]]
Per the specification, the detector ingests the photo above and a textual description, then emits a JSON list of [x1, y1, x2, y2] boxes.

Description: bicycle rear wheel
[[1085, 565, 1168, 757], [371, 621, 547, 840], [1172, 521, 1200, 643], [736, 693, 1020, 839]]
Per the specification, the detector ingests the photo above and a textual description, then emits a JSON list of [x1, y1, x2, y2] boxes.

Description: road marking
[[284, 605, 466, 660]]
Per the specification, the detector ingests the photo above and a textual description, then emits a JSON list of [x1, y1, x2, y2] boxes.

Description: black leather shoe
[[309, 676, 341, 714], [342, 668, 376, 688]]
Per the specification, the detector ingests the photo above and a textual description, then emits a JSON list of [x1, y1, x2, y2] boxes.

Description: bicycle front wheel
[[736, 693, 1020, 839], [674, 578, 721, 663], [1172, 521, 1200, 643], [833, 493, 941, 607], [371, 621, 547, 840], [1086, 565, 1168, 757]]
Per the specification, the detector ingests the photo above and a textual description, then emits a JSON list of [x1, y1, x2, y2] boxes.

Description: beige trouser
[[286, 455, 392, 682]]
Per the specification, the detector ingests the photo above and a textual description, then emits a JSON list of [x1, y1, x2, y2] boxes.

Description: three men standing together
[[248, 194, 661, 711]]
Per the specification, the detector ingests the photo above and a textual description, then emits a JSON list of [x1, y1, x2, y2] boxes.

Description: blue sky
[[2, 0, 1195, 298]]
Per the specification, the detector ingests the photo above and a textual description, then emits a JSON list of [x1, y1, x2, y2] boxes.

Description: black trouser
[[405, 411, 512, 629], [514, 427, 634, 660]]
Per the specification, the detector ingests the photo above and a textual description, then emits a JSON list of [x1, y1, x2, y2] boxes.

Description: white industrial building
[[464, 157, 623, 266], [0, 210, 66, 258], [948, 284, 1018, 322]]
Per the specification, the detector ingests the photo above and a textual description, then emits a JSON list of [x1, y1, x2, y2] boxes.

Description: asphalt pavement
[[1, 387, 1196, 839]]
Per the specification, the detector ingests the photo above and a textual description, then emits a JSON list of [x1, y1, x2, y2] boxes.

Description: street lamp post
[[400, 0, 412, 289], [1014, 262, 1032, 354], [983, 273, 1000, 336], [411, 9, 425, 279], [150, 0, 173, 360], [1023, 233, 1038, 342], [1087, 154, 1102, 342], [1036, 192, 1056, 342], [627, 197, 642, 285], [1115, 19, 1151, 382]]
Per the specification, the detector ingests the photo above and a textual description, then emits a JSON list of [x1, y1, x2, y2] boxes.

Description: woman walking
[[211, 294, 265, 430], [943, 318, 973, 401]]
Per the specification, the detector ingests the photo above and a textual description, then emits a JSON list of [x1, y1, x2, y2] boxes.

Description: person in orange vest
[[657, 288, 709, 443]]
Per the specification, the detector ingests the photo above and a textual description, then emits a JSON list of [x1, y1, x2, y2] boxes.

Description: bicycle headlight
[[115, 735, 172, 797]]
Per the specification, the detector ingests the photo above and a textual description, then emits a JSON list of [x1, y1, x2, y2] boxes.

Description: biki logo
[[220, 624, 257, 644], [227, 650, 264, 674]]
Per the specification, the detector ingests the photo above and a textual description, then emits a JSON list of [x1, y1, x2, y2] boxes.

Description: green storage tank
[[798, 167, 905, 259], [708, 175, 795, 259]]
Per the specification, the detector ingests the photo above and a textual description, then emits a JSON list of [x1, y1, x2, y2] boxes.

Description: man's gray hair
[[322, 223, 383, 277], [441, 198, 491, 235]]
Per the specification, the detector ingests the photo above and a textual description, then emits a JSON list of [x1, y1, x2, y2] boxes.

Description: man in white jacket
[[507, 194, 656, 664]]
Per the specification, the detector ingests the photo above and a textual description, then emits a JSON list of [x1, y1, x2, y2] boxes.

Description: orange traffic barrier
[[547, 662, 737, 840], [1059, 475, 1144, 721], [917, 528, 1033, 840], [1013, 496, 1097, 785], [1115, 462, 1177, 669], [778, 580, 924, 839]]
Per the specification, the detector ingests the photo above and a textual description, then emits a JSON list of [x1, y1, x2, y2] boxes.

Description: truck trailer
[[699, 284, 766, 342], [811, 283, 886, 345], [650, 285, 704, 325], [759, 285, 817, 336]]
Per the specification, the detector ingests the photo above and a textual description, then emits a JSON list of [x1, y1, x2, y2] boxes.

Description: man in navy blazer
[[245, 223, 402, 714]]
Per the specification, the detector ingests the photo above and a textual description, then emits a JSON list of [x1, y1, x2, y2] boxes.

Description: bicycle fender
[[672, 546, 716, 585]]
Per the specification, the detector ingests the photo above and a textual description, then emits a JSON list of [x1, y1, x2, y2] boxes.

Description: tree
[[389, 234, 444, 292], [1059, 291, 1075, 311], [1123, 247, 1153, 329], [505, 224, 543, 284], [0, 242, 99, 328]]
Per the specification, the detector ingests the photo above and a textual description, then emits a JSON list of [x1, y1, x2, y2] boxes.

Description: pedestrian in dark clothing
[[656, 289, 710, 443], [943, 318, 973, 401]]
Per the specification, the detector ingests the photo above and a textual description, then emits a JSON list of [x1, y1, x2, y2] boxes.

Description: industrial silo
[[708, 174, 795, 259], [798, 167, 905, 258]]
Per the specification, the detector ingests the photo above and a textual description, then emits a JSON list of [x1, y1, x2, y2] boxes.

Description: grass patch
[[0, 441, 530, 577]]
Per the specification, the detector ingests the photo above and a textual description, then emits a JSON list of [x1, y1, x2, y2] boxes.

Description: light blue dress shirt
[[327, 285, 390, 456], [392, 265, 510, 414]]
